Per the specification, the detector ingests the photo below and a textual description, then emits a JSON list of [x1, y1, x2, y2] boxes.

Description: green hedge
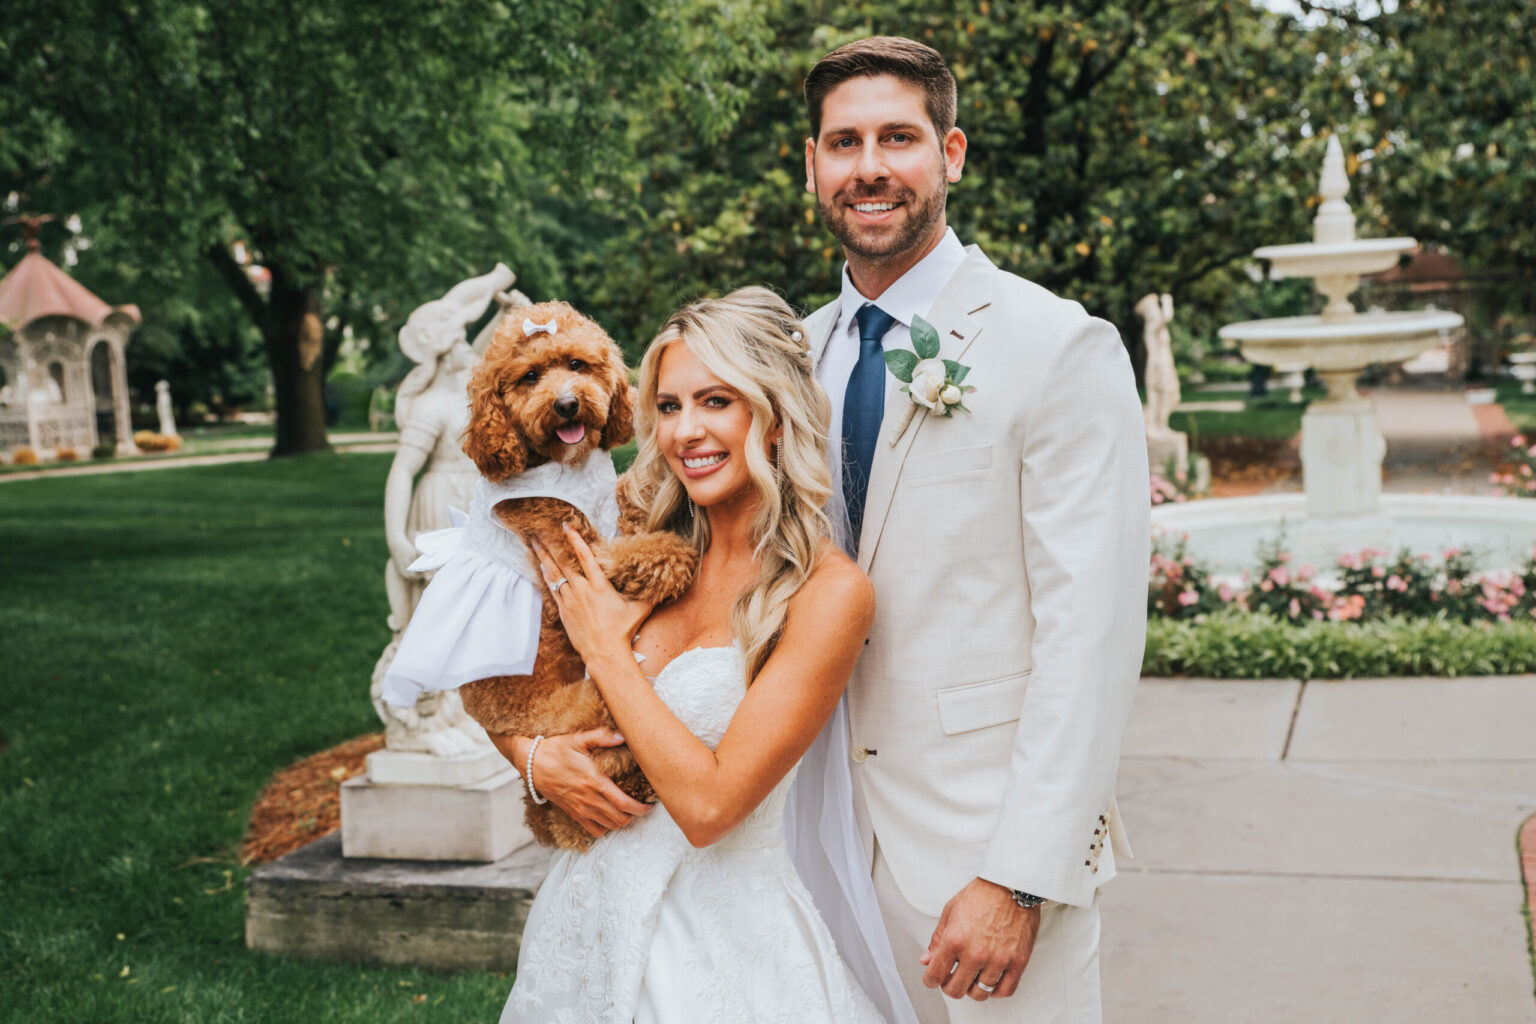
[[1144, 610, 1536, 679]]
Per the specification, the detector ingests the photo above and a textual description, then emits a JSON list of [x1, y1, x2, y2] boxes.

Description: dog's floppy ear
[[601, 367, 636, 450], [462, 368, 527, 481]]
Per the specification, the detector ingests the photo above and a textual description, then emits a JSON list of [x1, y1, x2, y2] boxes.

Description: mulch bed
[[1201, 436, 1301, 497], [241, 732, 384, 866]]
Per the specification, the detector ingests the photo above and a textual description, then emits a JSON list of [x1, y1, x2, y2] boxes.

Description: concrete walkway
[[1373, 386, 1507, 496], [1102, 675, 1536, 1023], [0, 432, 396, 484]]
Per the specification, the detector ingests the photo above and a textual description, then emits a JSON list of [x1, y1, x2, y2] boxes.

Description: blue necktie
[[842, 304, 896, 554]]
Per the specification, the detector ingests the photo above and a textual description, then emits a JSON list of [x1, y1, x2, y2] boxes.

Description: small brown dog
[[457, 301, 697, 851]]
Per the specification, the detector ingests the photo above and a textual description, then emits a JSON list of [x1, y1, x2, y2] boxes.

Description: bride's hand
[[490, 729, 652, 838], [532, 527, 654, 673]]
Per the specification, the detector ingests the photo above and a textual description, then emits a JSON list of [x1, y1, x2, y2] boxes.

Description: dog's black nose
[[554, 396, 580, 420]]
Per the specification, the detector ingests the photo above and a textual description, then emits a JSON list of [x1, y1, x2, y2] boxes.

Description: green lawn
[[1492, 381, 1536, 434], [0, 454, 512, 1023], [1169, 394, 1314, 443]]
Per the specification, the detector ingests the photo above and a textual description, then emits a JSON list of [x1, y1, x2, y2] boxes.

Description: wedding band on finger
[[976, 981, 995, 993], [550, 577, 569, 594]]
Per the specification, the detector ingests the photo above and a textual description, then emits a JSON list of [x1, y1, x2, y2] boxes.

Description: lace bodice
[[648, 646, 793, 849], [502, 645, 884, 1024]]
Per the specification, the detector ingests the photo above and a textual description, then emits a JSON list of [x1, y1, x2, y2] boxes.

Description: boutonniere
[[883, 314, 976, 420]]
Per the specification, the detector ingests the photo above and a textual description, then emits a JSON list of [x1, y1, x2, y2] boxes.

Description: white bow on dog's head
[[523, 317, 559, 337]]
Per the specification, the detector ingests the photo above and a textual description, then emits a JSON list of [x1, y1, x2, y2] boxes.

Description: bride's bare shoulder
[[789, 542, 875, 627]]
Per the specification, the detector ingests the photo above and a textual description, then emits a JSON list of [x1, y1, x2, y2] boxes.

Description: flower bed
[[1145, 534, 1536, 677], [1149, 534, 1536, 625]]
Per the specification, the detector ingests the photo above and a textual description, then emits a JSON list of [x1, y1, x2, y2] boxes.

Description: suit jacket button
[[851, 746, 869, 764]]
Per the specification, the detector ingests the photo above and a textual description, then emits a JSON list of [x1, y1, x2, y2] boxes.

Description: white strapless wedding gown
[[501, 646, 886, 1024]]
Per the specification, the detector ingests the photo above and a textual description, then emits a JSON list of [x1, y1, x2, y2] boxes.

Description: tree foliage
[[2, 0, 1529, 414], [1, 0, 764, 452]]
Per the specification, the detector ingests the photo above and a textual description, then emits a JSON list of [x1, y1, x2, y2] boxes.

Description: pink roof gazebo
[[0, 220, 141, 458]]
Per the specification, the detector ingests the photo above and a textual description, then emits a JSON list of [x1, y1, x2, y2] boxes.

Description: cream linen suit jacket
[[806, 246, 1149, 917]]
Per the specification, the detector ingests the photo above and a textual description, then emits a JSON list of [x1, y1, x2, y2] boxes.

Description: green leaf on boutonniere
[[884, 349, 918, 382], [943, 360, 970, 385], [910, 315, 941, 360]]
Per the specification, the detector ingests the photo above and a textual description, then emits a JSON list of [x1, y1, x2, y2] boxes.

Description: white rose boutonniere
[[884, 314, 976, 418]]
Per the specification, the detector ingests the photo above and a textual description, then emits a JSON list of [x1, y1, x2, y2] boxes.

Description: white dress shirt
[[815, 227, 968, 541]]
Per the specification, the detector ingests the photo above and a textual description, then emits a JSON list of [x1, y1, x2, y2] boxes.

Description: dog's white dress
[[379, 453, 621, 707], [501, 645, 887, 1024]]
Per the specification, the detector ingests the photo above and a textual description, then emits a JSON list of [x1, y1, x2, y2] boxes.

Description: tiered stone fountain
[[1153, 136, 1536, 570]]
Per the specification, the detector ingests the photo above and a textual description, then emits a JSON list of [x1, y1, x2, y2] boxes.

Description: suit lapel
[[856, 250, 996, 572], [806, 301, 840, 375]]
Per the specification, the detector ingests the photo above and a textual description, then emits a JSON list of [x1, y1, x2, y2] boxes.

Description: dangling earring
[[687, 495, 696, 521], [774, 436, 783, 479]]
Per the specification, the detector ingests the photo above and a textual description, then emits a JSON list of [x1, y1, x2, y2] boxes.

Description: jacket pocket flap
[[935, 670, 1031, 735], [903, 442, 992, 482]]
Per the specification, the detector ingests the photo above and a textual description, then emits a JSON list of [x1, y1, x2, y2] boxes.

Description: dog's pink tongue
[[556, 423, 586, 445]]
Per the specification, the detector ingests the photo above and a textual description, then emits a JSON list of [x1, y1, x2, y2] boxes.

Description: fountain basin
[[1219, 310, 1464, 372], [1152, 494, 1536, 574], [1253, 237, 1416, 279]]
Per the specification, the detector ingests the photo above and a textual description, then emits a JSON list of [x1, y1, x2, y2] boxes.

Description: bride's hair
[[628, 286, 834, 685]]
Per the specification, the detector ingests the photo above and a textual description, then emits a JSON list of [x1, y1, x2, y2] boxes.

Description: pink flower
[[1259, 580, 1273, 592], [1386, 574, 1408, 592], [1269, 566, 1291, 586], [1371, 566, 1385, 578], [1443, 548, 1461, 560], [1490, 472, 1504, 484], [1218, 584, 1235, 603], [1288, 597, 1300, 618], [1512, 435, 1527, 448], [1178, 589, 1199, 607]]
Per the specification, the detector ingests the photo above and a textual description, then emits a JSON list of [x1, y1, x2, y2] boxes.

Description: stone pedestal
[[1300, 398, 1386, 519], [1147, 429, 1189, 477], [341, 767, 534, 862], [245, 833, 548, 971], [365, 746, 506, 787]]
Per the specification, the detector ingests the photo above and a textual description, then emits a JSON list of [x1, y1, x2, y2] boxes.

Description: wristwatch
[[1010, 889, 1046, 909]]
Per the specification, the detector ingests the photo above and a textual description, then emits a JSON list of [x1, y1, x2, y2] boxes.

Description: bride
[[494, 287, 916, 1023]]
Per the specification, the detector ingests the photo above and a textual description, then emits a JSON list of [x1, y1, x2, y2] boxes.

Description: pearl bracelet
[[525, 734, 547, 805]]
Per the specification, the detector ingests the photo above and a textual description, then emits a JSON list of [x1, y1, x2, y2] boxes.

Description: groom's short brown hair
[[804, 36, 957, 143]]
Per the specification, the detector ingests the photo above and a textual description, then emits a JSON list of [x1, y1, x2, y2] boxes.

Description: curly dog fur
[[458, 301, 697, 851]]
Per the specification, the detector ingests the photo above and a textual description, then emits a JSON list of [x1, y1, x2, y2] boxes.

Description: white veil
[[783, 695, 920, 1024]]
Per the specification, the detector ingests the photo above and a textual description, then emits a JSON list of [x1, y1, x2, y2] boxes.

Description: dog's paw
[[602, 533, 699, 603]]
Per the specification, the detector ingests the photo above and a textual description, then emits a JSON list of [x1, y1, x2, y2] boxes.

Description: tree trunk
[[264, 269, 332, 457]]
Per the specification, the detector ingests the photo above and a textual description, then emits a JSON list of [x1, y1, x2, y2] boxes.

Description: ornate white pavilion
[[0, 230, 140, 458]]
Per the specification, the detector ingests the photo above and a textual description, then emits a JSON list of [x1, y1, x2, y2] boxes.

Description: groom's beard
[[816, 179, 947, 265]]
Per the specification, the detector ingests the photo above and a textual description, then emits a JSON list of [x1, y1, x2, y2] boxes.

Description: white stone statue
[[155, 380, 178, 437], [368, 263, 521, 760], [1138, 292, 1189, 476]]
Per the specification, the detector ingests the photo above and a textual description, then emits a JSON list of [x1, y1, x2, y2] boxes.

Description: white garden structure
[[0, 233, 139, 458]]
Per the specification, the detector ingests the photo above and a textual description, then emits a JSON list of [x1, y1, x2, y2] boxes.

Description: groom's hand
[[489, 729, 652, 838], [920, 878, 1042, 1001]]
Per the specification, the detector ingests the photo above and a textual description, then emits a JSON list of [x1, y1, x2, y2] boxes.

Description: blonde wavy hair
[[626, 286, 835, 685]]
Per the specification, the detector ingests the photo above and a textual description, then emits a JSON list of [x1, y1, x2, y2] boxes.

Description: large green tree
[[1292, 0, 1536, 276], [568, 0, 1335, 372], [1, 0, 762, 454]]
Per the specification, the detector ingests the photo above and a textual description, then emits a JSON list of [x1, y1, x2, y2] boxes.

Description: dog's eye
[[568, 359, 586, 372], [520, 369, 539, 384]]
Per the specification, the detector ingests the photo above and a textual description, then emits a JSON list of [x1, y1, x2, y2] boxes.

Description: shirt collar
[[836, 226, 968, 335]]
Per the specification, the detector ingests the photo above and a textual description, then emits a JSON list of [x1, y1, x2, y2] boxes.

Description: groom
[[800, 37, 1148, 1023]]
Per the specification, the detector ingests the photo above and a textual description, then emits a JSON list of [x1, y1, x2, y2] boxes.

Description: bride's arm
[[536, 530, 874, 849]]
